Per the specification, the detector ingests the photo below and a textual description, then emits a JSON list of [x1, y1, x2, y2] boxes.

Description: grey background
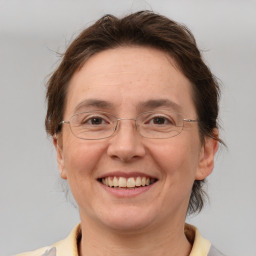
[[0, 0, 255, 255]]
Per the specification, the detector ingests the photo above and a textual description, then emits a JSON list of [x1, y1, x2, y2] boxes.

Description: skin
[[54, 46, 218, 256]]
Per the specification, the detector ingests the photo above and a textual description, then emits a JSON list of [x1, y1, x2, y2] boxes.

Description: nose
[[107, 119, 146, 162]]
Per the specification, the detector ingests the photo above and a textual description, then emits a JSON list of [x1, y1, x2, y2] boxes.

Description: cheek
[[143, 137, 202, 217], [149, 137, 201, 185], [61, 139, 108, 209], [62, 138, 107, 181]]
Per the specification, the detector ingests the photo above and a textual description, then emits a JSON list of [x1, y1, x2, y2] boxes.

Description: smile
[[100, 176, 157, 188]]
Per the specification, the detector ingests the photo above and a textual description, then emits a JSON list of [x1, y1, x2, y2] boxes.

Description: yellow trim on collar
[[185, 223, 211, 256], [16, 223, 211, 256]]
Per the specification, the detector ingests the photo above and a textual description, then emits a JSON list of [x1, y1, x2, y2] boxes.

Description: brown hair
[[46, 10, 222, 215]]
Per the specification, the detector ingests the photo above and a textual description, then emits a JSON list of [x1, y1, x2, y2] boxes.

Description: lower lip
[[99, 182, 156, 198]]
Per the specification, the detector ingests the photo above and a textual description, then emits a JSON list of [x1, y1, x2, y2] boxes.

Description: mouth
[[98, 176, 158, 189]]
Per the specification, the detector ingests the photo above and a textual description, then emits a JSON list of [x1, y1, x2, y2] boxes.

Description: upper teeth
[[101, 176, 154, 188]]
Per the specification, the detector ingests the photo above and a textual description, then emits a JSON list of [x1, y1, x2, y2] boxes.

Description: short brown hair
[[46, 11, 222, 215]]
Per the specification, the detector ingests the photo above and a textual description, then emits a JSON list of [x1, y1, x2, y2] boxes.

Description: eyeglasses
[[58, 111, 198, 140]]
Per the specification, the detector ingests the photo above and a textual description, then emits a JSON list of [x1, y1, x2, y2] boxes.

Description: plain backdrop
[[0, 0, 255, 255]]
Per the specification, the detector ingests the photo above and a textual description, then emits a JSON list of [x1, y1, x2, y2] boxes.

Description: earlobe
[[195, 130, 219, 180], [53, 135, 67, 180]]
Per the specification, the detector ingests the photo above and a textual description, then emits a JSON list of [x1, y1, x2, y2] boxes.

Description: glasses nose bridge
[[115, 117, 138, 131], [117, 117, 137, 121]]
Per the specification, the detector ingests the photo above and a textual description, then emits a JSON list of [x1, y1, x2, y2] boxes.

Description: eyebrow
[[73, 98, 182, 114], [73, 99, 114, 113], [138, 99, 182, 112]]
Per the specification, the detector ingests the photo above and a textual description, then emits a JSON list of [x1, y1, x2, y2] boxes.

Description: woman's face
[[55, 46, 217, 232]]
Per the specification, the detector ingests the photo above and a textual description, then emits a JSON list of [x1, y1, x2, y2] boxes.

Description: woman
[[17, 11, 226, 256]]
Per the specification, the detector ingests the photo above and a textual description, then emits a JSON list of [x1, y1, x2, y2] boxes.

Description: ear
[[195, 129, 219, 180], [53, 135, 67, 180]]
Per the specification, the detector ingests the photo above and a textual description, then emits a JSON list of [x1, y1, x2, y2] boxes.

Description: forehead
[[65, 46, 195, 117]]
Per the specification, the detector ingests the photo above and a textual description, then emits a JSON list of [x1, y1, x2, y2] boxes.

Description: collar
[[185, 223, 211, 256], [17, 223, 211, 256], [59, 223, 211, 256]]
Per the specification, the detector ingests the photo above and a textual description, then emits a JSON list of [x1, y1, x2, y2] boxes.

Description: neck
[[78, 217, 192, 256]]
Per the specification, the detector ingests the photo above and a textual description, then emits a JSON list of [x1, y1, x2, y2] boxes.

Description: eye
[[87, 117, 106, 125], [82, 116, 109, 125], [77, 113, 111, 126], [151, 117, 170, 125], [146, 115, 175, 126]]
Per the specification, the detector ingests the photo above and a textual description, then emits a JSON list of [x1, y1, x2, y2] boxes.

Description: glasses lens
[[69, 112, 116, 140], [67, 111, 185, 140], [137, 112, 184, 139]]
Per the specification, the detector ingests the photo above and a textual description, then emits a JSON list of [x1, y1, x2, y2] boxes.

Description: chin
[[96, 205, 157, 233]]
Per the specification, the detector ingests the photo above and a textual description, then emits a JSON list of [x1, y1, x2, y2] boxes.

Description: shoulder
[[208, 245, 228, 256], [185, 223, 227, 256], [15, 224, 81, 256], [15, 246, 56, 256]]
